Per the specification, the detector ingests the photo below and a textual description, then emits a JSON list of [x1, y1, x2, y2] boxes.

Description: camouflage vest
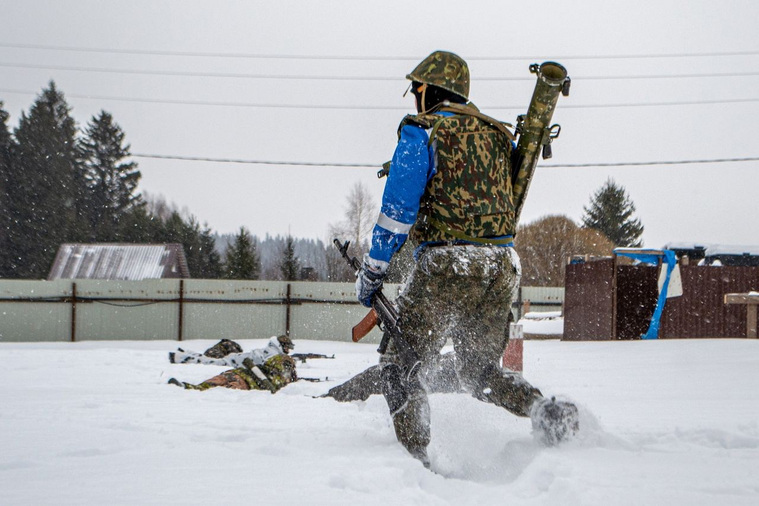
[[402, 104, 516, 244]]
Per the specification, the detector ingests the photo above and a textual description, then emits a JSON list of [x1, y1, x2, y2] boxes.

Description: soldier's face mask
[[408, 82, 428, 113]]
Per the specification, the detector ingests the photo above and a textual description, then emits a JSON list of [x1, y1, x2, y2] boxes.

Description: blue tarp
[[614, 248, 678, 340]]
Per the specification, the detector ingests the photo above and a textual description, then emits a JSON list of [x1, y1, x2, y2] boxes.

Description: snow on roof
[[48, 243, 190, 280], [663, 242, 759, 257]]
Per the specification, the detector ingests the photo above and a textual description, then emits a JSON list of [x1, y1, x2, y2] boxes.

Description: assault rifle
[[298, 376, 328, 383], [333, 239, 421, 377], [291, 352, 335, 363]]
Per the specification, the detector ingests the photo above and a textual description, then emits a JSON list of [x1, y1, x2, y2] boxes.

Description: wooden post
[[285, 283, 292, 336], [724, 293, 759, 338], [177, 279, 184, 341], [71, 282, 77, 342], [612, 254, 619, 340]]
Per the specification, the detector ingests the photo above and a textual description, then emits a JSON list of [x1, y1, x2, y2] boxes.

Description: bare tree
[[327, 181, 378, 281], [515, 214, 614, 286], [330, 181, 377, 249]]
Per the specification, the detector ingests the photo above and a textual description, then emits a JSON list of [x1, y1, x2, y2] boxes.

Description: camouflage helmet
[[276, 335, 294, 354], [407, 50, 470, 101]]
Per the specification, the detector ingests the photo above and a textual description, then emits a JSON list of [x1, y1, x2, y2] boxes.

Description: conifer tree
[[280, 234, 301, 281], [223, 227, 260, 279], [0, 102, 15, 277], [178, 216, 223, 279], [581, 178, 644, 248], [195, 225, 223, 279], [8, 82, 86, 278], [80, 111, 142, 241], [115, 206, 164, 243]]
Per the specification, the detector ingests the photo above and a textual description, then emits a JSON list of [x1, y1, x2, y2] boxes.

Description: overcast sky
[[1, 0, 758, 249]]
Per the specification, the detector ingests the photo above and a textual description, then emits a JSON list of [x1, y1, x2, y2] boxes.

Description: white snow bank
[[664, 242, 759, 256], [1, 338, 758, 505], [519, 311, 564, 335]]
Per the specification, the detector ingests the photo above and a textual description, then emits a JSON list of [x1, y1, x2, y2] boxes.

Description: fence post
[[612, 254, 619, 340], [71, 282, 77, 342], [177, 279, 184, 341], [285, 283, 292, 336]]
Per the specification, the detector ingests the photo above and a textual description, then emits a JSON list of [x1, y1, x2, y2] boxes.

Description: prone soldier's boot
[[529, 396, 579, 446], [168, 377, 208, 390], [167, 377, 184, 387], [168, 350, 205, 364]]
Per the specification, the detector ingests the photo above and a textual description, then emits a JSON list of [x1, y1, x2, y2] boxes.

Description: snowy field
[[1, 338, 758, 506]]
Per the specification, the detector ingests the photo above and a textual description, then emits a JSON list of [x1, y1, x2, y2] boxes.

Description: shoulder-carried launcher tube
[[512, 62, 570, 227]]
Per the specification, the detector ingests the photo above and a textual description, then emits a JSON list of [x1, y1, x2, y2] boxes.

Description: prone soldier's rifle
[[333, 239, 421, 378]]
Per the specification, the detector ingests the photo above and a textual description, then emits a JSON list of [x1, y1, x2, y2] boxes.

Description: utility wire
[[544, 156, 759, 168], [2, 42, 759, 61], [132, 153, 759, 168], [2, 87, 758, 110], [3, 61, 759, 82], [133, 153, 378, 167], [0, 62, 402, 82]]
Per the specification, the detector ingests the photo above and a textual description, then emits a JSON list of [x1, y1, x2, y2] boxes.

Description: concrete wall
[[0, 279, 563, 343]]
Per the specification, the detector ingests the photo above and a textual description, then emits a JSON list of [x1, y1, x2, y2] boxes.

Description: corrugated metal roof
[[48, 244, 190, 280]]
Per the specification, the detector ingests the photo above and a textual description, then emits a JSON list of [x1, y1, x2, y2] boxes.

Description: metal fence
[[564, 258, 759, 340], [0, 279, 564, 343]]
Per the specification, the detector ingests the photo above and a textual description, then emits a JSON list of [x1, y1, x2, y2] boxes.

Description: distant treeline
[[0, 82, 355, 281], [1, 82, 643, 286]]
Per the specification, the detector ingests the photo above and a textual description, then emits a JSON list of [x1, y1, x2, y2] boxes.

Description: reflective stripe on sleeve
[[376, 213, 413, 234]]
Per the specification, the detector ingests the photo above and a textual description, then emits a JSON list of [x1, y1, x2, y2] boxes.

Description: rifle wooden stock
[[352, 308, 378, 342], [333, 238, 421, 376]]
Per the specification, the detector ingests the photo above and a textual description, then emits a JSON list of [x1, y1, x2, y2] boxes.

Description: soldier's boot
[[168, 378, 209, 390], [167, 377, 184, 387], [467, 363, 543, 418], [381, 364, 431, 468], [529, 396, 579, 446], [168, 350, 205, 364]]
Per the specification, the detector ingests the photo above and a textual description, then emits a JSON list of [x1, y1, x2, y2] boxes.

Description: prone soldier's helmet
[[261, 354, 298, 383], [276, 335, 294, 354], [407, 50, 470, 101]]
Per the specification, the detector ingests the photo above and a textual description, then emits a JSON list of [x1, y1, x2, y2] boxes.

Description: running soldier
[[355, 50, 578, 466]]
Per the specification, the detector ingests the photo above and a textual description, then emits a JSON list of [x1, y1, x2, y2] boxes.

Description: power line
[[132, 152, 759, 168], [3, 61, 759, 82], [133, 153, 378, 167], [2, 42, 759, 61], [559, 97, 759, 109], [2, 87, 758, 110], [0, 62, 401, 82], [544, 156, 759, 168], [0, 88, 409, 110]]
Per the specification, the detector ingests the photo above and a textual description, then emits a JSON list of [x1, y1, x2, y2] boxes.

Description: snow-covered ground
[[519, 311, 564, 336], [1, 338, 758, 505]]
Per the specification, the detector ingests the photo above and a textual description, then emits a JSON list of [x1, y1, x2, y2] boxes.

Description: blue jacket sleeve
[[369, 124, 433, 263]]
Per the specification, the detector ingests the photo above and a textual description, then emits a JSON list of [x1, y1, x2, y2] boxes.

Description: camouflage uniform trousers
[[182, 355, 297, 393], [381, 244, 543, 454]]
